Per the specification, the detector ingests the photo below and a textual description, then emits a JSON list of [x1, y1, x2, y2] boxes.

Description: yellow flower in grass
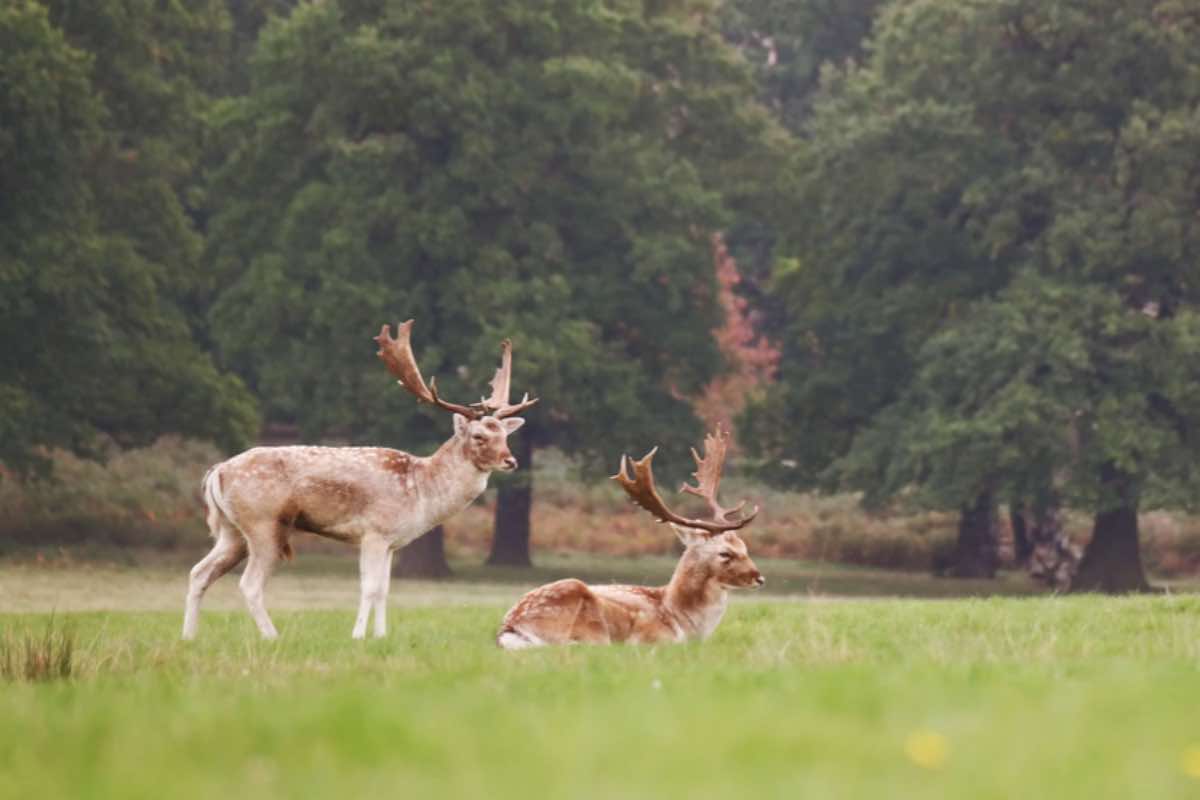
[[1181, 745, 1200, 779], [905, 730, 949, 770]]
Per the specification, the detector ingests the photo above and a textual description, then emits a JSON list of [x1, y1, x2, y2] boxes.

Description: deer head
[[613, 426, 764, 589], [375, 320, 538, 472]]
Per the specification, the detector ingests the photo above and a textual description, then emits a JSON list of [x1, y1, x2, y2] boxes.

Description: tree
[[1011, 491, 1080, 589], [1025, 496, 1080, 592], [719, 0, 888, 132], [753, 0, 1200, 590], [206, 0, 784, 565], [743, 46, 1006, 576], [692, 234, 780, 436], [0, 1, 257, 474], [716, 0, 891, 350], [393, 525, 451, 580], [850, 272, 1200, 592]]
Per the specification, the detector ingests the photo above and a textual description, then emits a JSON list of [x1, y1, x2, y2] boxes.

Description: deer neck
[[662, 553, 728, 640], [412, 436, 490, 523]]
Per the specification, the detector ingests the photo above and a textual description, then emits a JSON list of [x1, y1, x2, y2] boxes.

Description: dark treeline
[[3, 0, 1199, 591]]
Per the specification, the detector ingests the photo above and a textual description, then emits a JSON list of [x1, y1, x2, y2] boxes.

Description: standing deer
[[496, 427, 763, 649], [183, 320, 537, 640]]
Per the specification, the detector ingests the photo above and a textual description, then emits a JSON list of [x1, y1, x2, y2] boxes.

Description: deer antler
[[375, 321, 483, 419], [479, 338, 539, 419], [376, 321, 539, 421], [611, 435, 758, 535], [680, 426, 750, 522]]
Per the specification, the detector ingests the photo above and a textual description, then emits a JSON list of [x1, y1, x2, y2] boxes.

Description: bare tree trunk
[[1010, 501, 1032, 566], [939, 489, 998, 578], [1071, 465, 1151, 594], [1027, 493, 1078, 592], [393, 525, 451, 579], [487, 432, 532, 567]]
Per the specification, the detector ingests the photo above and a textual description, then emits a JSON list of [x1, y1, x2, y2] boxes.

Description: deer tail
[[201, 461, 292, 561], [201, 465, 236, 539]]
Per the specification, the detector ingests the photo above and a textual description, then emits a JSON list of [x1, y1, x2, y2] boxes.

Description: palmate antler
[[611, 426, 758, 535], [375, 320, 538, 420], [479, 337, 539, 419], [681, 427, 750, 523]]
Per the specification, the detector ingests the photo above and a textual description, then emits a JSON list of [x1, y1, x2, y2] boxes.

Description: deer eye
[[472, 434, 485, 443], [719, 551, 735, 561]]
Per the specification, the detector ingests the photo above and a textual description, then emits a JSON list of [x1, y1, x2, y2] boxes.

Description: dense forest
[[3, 0, 1199, 592]]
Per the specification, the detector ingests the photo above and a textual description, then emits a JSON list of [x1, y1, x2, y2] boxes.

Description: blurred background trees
[[744, 0, 1200, 591], [3, 0, 1199, 592], [0, 1, 257, 475], [202, 0, 784, 566]]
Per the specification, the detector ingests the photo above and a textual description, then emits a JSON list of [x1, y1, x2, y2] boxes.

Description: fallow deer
[[496, 427, 763, 649], [183, 320, 537, 640]]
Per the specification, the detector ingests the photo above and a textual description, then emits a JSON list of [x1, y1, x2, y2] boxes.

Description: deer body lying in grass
[[497, 428, 763, 649], [183, 320, 536, 641]]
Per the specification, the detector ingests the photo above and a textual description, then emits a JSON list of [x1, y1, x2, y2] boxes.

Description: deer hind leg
[[238, 525, 281, 639], [352, 538, 393, 640], [182, 522, 248, 640], [496, 625, 545, 650], [498, 598, 608, 648], [564, 594, 612, 644], [497, 580, 610, 649]]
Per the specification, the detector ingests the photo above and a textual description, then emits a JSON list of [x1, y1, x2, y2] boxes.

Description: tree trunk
[[393, 525, 451, 579], [487, 432, 533, 567], [1027, 492, 1078, 592], [1010, 501, 1032, 566], [1070, 466, 1151, 594], [939, 489, 998, 578]]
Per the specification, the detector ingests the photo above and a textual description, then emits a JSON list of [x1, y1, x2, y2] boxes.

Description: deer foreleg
[[353, 538, 393, 639], [372, 546, 394, 638]]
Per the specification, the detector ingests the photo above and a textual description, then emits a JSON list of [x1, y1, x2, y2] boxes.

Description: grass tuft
[[0, 618, 76, 683]]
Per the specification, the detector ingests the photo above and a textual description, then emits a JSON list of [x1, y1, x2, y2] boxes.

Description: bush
[[0, 436, 217, 552], [4, 442, 1200, 576], [1140, 512, 1200, 577]]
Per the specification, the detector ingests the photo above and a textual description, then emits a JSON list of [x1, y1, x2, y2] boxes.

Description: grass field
[[3, 559, 1200, 799]]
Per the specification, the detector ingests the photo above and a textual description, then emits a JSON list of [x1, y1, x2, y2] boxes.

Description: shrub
[[0, 436, 217, 552], [4, 442, 1200, 577]]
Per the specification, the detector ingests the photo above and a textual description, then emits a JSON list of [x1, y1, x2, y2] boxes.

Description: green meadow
[[2, 560, 1200, 799]]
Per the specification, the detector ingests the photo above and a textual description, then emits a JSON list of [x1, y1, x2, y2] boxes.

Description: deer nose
[[503, 456, 518, 470], [753, 574, 765, 587]]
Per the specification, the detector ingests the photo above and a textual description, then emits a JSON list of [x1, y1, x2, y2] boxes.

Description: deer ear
[[453, 414, 470, 436], [501, 417, 525, 434], [670, 523, 703, 548]]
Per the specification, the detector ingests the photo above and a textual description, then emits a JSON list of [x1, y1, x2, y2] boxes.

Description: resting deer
[[183, 320, 537, 640], [497, 427, 763, 649]]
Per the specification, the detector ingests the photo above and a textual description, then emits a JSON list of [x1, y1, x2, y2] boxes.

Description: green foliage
[[844, 274, 1200, 512], [0, 437, 219, 554], [0, 1, 258, 473], [719, 0, 888, 130], [715, 0, 889, 315], [207, 0, 781, 470], [752, 0, 1200, 517]]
